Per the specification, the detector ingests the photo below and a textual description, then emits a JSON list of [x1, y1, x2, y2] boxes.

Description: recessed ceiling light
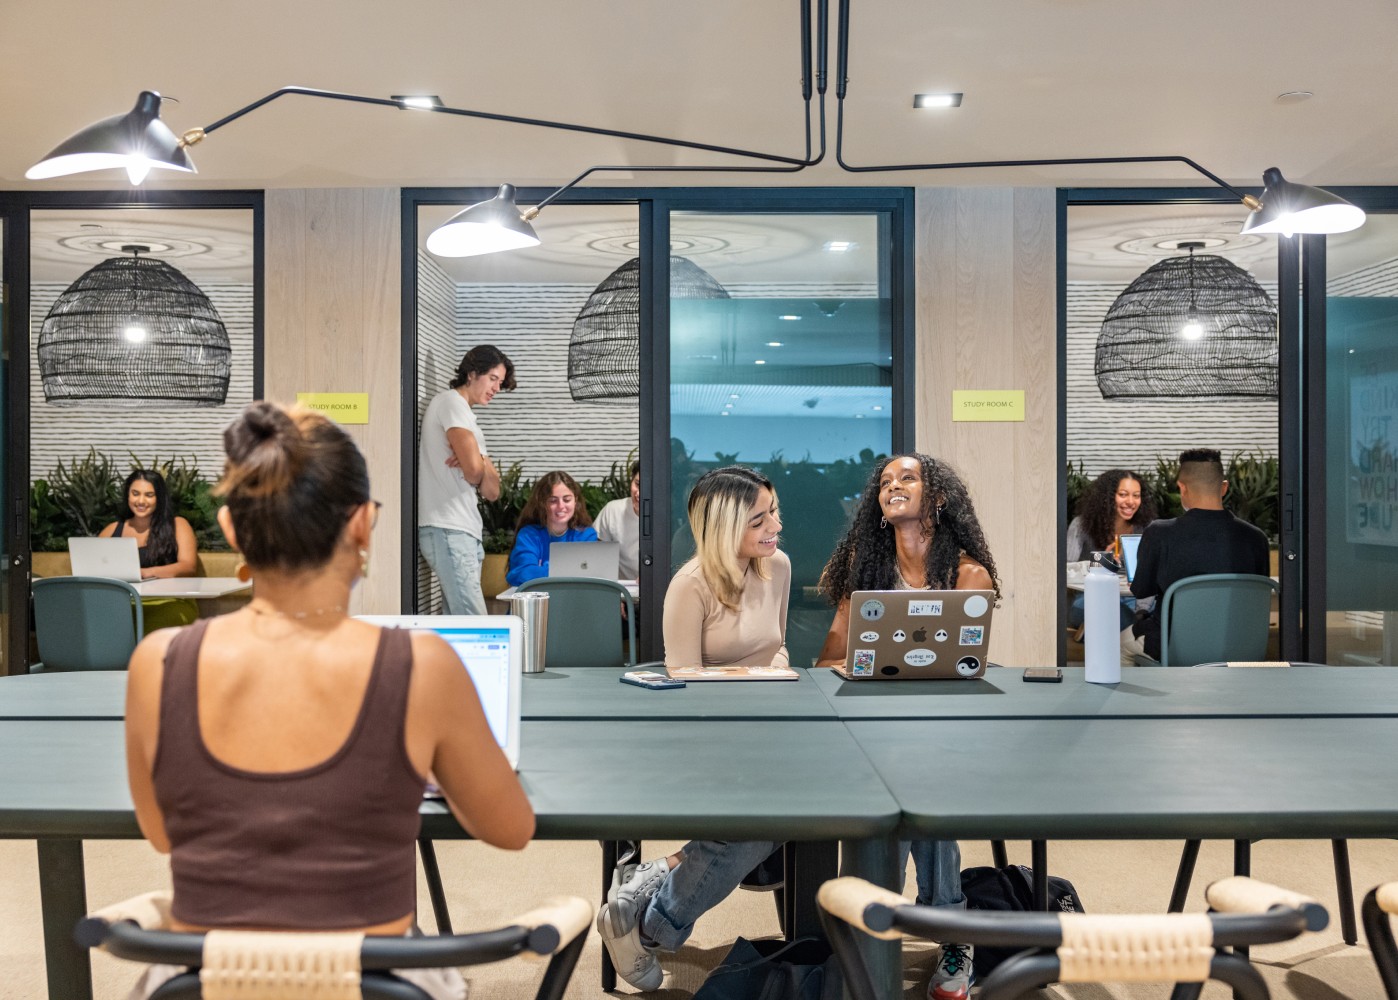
[[754, 359, 766, 365], [855, 414, 865, 419], [720, 411, 730, 417], [729, 394, 740, 399], [724, 403, 733, 408], [913, 92, 963, 109], [778, 314, 801, 321], [824, 240, 857, 253], [872, 405, 883, 411], [392, 95, 443, 109], [1274, 91, 1314, 105], [766, 341, 785, 347]]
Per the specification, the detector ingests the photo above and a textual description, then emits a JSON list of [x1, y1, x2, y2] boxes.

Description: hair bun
[[221, 401, 307, 497]]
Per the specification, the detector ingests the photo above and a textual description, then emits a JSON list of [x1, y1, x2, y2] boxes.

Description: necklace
[[248, 601, 346, 621]]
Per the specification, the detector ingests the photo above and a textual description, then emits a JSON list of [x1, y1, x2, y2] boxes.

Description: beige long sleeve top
[[662, 550, 791, 669]]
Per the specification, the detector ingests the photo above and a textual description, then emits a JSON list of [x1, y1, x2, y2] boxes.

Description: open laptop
[[357, 615, 523, 769], [69, 537, 143, 583], [549, 540, 620, 580], [836, 590, 996, 680], [1118, 534, 1143, 583]]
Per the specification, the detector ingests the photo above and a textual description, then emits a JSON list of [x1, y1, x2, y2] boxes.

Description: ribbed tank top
[[152, 619, 426, 928]]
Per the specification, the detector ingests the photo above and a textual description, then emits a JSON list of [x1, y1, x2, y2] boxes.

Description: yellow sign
[[296, 392, 370, 424], [951, 390, 1025, 422]]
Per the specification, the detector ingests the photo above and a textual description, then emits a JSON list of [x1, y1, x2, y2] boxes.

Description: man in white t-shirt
[[594, 461, 640, 580], [418, 345, 515, 614]]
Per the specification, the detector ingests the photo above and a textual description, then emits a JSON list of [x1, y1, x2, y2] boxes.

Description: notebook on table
[[835, 589, 996, 680], [1117, 534, 1143, 583], [665, 664, 800, 681], [549, 541, 620, 580], [68, 537, 143, 583], [357, 615, 523, 769]]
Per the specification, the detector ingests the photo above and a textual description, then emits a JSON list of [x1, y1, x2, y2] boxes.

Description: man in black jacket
[[1126, 448, 1270, 662]]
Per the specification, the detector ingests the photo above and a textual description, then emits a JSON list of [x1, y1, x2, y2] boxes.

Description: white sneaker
[[928, 942, 974, 1000], [598, 858, 670, 991]]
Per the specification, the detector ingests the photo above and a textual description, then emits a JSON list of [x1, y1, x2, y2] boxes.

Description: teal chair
[[32, 577, 144, 672], [516, 577, 636, 668], [1158, 573, 1278, 667]]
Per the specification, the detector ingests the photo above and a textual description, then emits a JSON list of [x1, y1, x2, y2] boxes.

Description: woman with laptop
[[815, 453, 1000, 1000], [122, 401, 534, 999], [98, 469, 198, 579], [598, 466, 788, 991], [504, 470, 599, 586], [1065, 468, 1156, 631]]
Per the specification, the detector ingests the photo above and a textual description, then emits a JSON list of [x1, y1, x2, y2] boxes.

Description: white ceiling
[[7, 0, 1398, 283], [6, 0, 1397, 194]]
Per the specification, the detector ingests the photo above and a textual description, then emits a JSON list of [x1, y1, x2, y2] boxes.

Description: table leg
[[37, 839, 92, 1000], [840, 835, 900, 1000], [786, 841, 839, 940]]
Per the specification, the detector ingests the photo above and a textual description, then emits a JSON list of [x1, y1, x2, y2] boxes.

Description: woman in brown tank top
[[123, 401, 534, 995]]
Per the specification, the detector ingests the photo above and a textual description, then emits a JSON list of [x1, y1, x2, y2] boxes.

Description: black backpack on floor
[[960, 864, 1085, 979]]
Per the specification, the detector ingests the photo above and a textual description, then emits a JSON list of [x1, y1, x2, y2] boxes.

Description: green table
[[522, 666, 836, 720], [2, 718, 900, 1000], [0, 672, 127, 720], [847, 716, 1398, 840], [811, 663, 1398, 719]]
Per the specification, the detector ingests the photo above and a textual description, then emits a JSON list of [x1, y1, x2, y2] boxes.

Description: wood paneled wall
[[916, 188, 1057, 667], [264, 188, 402, 614]]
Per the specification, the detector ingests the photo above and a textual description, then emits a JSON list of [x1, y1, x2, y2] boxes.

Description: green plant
[[50, 448, 121, 538], [1064, 459, 1090, 521], [478, 460, 532, 554], [29, 479, 77, 552], [1225, 452, 1279, 542], [1144, 455, 1184, 521]]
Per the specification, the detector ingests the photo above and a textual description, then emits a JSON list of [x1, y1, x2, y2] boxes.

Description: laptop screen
[[355, 615, 522, 767], [1118, 534, 1142, 583]]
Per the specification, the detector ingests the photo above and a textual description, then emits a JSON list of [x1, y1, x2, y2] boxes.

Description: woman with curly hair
[[1065, 469, 1155, 629], [815, 453, 998, 1000], [504, 470, 598, 587]]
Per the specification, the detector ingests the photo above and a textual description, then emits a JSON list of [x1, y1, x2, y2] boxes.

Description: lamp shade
[[426, 184, 541, 257], [1095, 251, 1277, 400], [568, 256, 730, 401], [26, 92, 195, 185], [1241, 167, 1365, 236], [38, 249, 231, 407]]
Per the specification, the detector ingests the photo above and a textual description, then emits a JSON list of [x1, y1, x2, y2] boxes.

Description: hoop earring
[[934, 505, 944, 526], [879, 516, 888, 529], [235, 559, 252, 583], [359, 548, 371, 577]]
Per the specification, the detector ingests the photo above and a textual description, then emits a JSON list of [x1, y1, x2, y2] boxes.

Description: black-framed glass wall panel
[[0, 189, 265, 675], [1057, 187, 1289, 666], [401, 187, 915, 665], [1317, 190, 1398, 664]]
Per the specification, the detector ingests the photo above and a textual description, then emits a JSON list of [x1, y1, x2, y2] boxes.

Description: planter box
[[31, 550, 239, 578], [481, 552, 509, 600]]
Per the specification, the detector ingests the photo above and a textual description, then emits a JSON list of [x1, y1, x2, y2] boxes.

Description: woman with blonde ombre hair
[[597, 466, 789, 991], [663, 465, 789, 667]]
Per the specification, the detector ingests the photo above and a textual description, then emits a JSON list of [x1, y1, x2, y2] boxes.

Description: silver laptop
[[68, 537, 143, 583], [549, 540, 620, 580], [357, 615, 523, 769], [836, 590, 996, 680]]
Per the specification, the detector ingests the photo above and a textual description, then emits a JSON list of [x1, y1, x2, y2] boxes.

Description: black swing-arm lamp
[[828, 0, 1364, 237], [27, 0, 834, 255]]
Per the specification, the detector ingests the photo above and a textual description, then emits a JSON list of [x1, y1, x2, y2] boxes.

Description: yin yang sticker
[[955, 655, 982, 676], [859, 599, 886, 621]]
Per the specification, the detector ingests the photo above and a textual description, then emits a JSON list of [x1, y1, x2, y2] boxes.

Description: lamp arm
[[830, 0, 1261, 209], [179, 85, 811, 168]]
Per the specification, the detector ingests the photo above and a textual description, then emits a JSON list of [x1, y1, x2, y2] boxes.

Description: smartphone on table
[[621, 669, 687, 690], [1022, 668, 1063, 683]]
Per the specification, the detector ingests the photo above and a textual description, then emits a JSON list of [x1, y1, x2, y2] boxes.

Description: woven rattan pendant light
[[568, 255, 730, 402], [1094, 243, 1278, 400], [38, 245, 232, 407]]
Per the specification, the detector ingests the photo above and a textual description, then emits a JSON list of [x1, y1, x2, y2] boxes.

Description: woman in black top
[[99, 469, 198, 579]]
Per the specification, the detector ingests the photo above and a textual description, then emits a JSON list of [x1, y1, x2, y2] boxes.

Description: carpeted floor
[[1, 836, 1392, 999]]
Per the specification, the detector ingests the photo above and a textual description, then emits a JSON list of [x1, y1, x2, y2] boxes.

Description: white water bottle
[[1084, 562, 1121, 684]]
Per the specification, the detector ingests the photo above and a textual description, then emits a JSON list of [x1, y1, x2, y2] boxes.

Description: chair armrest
[[1374, 882, 1398, 916], [817, 877, 909, 940], [84, 891, 173, 932], [507, 896, 594, 957], [1206, 876, 1327, 929]]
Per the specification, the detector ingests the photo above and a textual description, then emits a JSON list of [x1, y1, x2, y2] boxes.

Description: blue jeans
[[418, 526, 486, 615], [899, 839, 964, 908], [1067, 592, 1136, 631], [641, 840, 780, 952]]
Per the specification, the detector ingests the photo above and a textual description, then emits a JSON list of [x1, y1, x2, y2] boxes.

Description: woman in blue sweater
[[505, 470, 598, 586]]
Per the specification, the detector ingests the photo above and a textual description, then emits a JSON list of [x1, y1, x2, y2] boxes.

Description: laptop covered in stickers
[[835, 590, 996, 680]]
